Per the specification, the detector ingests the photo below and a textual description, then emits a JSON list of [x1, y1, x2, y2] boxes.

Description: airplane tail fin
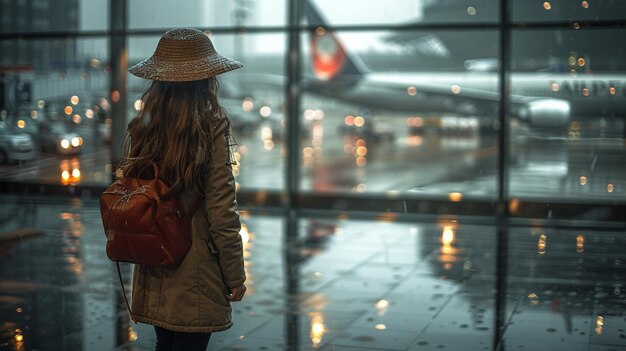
[[304, 1, 368, 83]]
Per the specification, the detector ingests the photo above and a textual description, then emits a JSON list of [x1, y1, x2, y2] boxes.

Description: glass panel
[[306, 0, 499, 26], [512, 0, 626, 23], [509, 28, 626, 201], [0, 38, 110, 186], [505, 226, 625, 348], [300, 29, 500, 198], [0, 0, 109, 34], [128, 0, 287, 29], [128, 32, 286, 191]]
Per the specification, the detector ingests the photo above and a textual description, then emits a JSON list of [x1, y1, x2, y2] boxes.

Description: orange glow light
[[344, 115, 355, 126], [407, 135, 423, 146], [356, 156, 367, 167], [509, 198, 520, 214], [448, 192, 463, 202], [576, 234, 584, 253], [354, 116, 365, 127], [441, 226, 455, 246], [64, 106, 73, 115], [538, 233, 547, 255]]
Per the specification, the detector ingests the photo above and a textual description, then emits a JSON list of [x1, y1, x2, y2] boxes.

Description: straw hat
[[128, 28, 242, 82]]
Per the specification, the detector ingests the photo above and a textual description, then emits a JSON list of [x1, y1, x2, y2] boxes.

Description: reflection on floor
[[0, 195, 624, 351]]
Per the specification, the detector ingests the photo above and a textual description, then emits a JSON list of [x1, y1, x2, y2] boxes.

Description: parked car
[[0, 124, 36, 164], [37, 122, 84, 155]]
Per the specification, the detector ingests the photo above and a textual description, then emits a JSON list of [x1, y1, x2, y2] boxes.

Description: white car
[[0, 126, 36, 164], [38, 123, 84, 155]]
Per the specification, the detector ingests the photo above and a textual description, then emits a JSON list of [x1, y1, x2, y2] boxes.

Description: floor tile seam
[[301, 250, 406, 297], [381, 262, 436, 295], [413, 290, 456, 337], [327, 346, 396, 351], [589, 340, 626, 347], [506, 277, 618, 285], [397, 318, 438, 350], [497, 294, 523, 349]]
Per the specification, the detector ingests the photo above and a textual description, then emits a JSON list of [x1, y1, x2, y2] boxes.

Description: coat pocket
[[198, 261, 231, 308]]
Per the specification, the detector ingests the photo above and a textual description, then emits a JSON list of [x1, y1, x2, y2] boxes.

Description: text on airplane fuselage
[[554, 80, 625, 97]]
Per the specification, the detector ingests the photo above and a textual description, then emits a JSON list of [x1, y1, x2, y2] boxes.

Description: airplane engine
[[517, 99, 571, 128]]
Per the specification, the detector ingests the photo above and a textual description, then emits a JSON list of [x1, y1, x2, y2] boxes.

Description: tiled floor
[[0, 195, 625, 351]]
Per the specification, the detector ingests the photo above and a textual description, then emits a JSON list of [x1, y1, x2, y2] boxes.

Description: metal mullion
[[109, 0, 127, 176], [494, 0, 511, 349], [285, 0, 303, 211], [0, 30, 113, 40], [4, 19, 623, 41], [284, 1, 303, 349]]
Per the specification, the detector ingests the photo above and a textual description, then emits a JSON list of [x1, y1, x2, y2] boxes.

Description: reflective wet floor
[[0, 195, 625, 351]]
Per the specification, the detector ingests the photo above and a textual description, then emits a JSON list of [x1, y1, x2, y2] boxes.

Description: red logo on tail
[[312, 31, 346, 80]]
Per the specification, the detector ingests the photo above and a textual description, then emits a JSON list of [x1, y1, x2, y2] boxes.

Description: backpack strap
[[115, 262, 137, 323]]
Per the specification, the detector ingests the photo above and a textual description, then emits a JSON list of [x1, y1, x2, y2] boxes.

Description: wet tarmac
[[0, 195, 624, 350], [2, 110, 625, 204]]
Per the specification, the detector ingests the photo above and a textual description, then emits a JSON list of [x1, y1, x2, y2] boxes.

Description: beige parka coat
[[130, 115, 246, 333]]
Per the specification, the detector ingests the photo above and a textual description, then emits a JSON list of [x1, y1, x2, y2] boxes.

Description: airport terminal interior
[[1, 0, 625, 350]]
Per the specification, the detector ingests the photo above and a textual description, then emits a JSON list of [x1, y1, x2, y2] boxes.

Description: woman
[[121, 28, 246, 350]]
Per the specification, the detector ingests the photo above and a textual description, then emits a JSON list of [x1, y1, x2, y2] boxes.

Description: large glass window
[[0, 0, 623, 213]]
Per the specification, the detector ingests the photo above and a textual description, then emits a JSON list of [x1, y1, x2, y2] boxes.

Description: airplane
[[304, 1, 626, 131]]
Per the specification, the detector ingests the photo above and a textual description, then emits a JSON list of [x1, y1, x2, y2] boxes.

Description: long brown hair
[[120, 77, 223, 194]]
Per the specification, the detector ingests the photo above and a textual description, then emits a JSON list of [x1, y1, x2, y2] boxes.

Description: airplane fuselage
[[332, 72, 626, 119]]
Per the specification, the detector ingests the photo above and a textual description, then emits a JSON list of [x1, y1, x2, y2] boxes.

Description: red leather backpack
[[99, 162, 201, 267]]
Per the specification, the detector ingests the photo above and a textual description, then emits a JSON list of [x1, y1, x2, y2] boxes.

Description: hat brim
[[128, 53, 243, 82]]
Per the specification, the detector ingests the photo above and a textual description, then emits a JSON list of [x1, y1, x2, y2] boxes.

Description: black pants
[[154, 326, 212, 351]]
